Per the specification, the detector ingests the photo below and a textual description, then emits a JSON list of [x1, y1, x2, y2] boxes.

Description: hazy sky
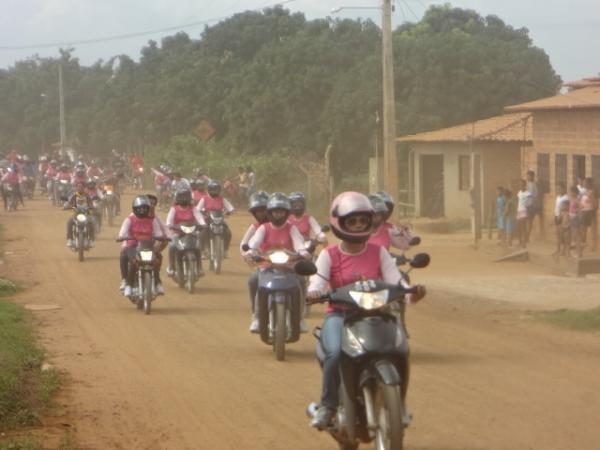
[[0, 0, 598, 82]]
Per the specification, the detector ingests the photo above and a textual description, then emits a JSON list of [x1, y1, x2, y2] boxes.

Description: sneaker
[[67, 239, 75, 248], [311, 406, 335, 430], [119, 279, 127, 291], [300, 319, 309, 333], [123, 285, 133, 298], [155, 282, 165, 296], [166, 267, 175, 277], [249, 317, 259, 333]]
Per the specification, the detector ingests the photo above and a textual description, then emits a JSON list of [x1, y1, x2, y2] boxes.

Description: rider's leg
[[248, 270, 259, 313], [223, 223, 232, 253], [167, 239, 177, 275]]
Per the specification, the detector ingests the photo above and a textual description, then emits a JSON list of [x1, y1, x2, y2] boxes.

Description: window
[[573, 155, 586, 184], [537, 153, 550, 193], [555, 154, 567, 189], [458, 155, 470, 191], [592, 155, 600, 187]]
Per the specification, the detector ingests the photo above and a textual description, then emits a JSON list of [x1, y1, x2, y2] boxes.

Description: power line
[[0, 0, 296, 51]]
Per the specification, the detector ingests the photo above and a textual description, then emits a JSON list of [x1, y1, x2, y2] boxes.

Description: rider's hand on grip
[[407, 285, 426, 304], [306, 290, 323, 304]]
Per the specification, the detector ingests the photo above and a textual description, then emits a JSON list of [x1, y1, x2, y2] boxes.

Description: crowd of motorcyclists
[[1, 148, 428, 450]]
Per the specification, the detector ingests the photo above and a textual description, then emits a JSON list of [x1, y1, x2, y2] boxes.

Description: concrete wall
[[411, 142, 521, 221], [523, 109, 600, 231]]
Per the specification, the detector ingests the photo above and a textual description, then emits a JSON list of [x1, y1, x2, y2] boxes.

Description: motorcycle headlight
[[180, 225, 196, 234], [60, 180, 68, 184], [269, 251, 290, 264], [138, 168, 144, 173], [106, 190, 113, 195], [139, 250, 153, 262], [348, 290, 389, 310], [76, 214, 87, 223]]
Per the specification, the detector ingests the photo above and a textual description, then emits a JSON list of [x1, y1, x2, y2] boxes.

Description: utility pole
[[382, 0, 398, 204], [58, 63, 67, 156]]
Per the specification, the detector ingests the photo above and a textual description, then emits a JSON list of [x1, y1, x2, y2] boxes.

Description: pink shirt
[[369, 223, 392, 250]]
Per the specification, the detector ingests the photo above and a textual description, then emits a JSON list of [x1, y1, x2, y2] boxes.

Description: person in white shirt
[[516, 179, 531, 248]]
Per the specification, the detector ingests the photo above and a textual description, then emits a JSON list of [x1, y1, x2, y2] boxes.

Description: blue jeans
[[320, 312, 345, 408]]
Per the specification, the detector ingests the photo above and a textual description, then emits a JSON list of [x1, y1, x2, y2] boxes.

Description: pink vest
[[326, 243, 383, 289], [203, 196, 224, 212], [46, 167, 57, 177], [193, 191, 208, 205], [368, 223, 392, 250], [126, 214, 154, 248], [173, 206, 195, 224], [288, 214, 311, 239], [260, 222, 294, 252], [56, 172, 71, 181]]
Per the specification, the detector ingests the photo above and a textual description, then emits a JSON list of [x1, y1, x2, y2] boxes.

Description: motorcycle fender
[[258, 270, 299, 291], [346, 317, 400, 355], [360, 360, 401, 386]]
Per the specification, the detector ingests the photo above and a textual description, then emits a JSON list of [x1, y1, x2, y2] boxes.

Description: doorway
[[420, 154, 444, 218]]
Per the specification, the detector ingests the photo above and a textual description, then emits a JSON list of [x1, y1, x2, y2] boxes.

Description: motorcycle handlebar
[[116, 236, 170, 243], [311, 284, 421, 304]]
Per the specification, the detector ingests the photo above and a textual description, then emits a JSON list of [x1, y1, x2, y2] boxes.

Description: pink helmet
[[329, 191, 374, 243]]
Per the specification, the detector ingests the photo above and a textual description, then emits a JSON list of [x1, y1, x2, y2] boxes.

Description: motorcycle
[[55, 179, 71, 204], [170, 222, 203, 294], [301, 224, 330, 317], [91, 198, 104, 235], [22, 176, 35, 200], [70, 205, 94, 262], [304, 253, 430, 450], [243, 245, 307, 361], [207, 210, 226, 275], [102, 184, 117, 226], [132, 167, 144, 190], [3, 183, 18, 212], [117, 236, 169, 315]]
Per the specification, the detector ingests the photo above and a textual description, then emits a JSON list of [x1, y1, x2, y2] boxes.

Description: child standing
[[516, 180, 531, 248], [495, 187, 506, 244], [503, 189, 516, 247], [569, 186, 582, 258], [553, 199, 571, 259]]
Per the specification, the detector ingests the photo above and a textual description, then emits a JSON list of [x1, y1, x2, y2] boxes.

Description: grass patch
[[0, 279, 20, 298], [0, 300, 60, 430], [0, 436, 39, 450], [536, 307, 600, 332]]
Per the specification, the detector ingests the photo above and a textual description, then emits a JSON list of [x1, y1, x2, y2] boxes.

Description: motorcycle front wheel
[[273, 301, 286, 361], [77, 231, 85, 262], [185, 254, 196, 294], [373, 383, 404, 450], [143, 271, 152, 315], [213, 235, 222, 275]]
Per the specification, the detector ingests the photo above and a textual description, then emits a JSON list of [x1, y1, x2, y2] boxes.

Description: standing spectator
[[554, 183, 569, 225], [516, 180, 531, 248], [494, 186, 506, 244], [568, 186, 583, 258], [237, 166, 249, 199], [503, 189, 516, 247], [246, 166, 256, 197], [553, 199, 572, 259], [526, 170, 543, 241], [579, 177, 596, 249]]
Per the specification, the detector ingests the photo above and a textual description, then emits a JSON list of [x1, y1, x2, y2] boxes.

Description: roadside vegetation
[[0, 232, 60, 447], [536, 308, 600, 332]]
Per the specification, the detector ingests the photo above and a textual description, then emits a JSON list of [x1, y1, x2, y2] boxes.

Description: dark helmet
[[207, 180, 221, 197], [267, 192, 291, 227], [174, 189, 192, 207], [192, 178, 207, 191], [248, 191, 269, 212], [329, 192, 374, 243], [75, 169, 86, 177], [132, 196, 151, 218], [376, 191, 394, 220], [59, 164, 68, 172], [288, 191, 306, 216], [368, 194, 388, 215], [86, 179, 96, 189]]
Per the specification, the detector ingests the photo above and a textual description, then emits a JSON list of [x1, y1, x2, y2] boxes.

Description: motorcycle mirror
[[241, 244, 250, 252], [410, 253, 430, 269], [294, 260, 318, 276], [320, 225, 330, 233], [409, 236, 421, 246]]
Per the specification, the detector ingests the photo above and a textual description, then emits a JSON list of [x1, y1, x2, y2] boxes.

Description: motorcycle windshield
[[136, 240, 154, 252], [210, 211, 224, 222]]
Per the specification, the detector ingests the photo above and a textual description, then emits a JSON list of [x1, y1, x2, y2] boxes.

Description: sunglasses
[[345, 216, 371, 227]]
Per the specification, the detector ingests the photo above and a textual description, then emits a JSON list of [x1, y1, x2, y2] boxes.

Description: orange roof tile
[[505, 86, 600, 112], [397, 113, 532, 143]]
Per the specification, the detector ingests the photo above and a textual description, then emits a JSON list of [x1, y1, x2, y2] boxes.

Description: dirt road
[[2, 196, 600, 449]]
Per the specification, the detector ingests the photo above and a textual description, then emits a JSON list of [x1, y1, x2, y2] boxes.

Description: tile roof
[[397, 112, 532, 143], [564, 77, 600, 90], [505, 86, 600, 112]]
